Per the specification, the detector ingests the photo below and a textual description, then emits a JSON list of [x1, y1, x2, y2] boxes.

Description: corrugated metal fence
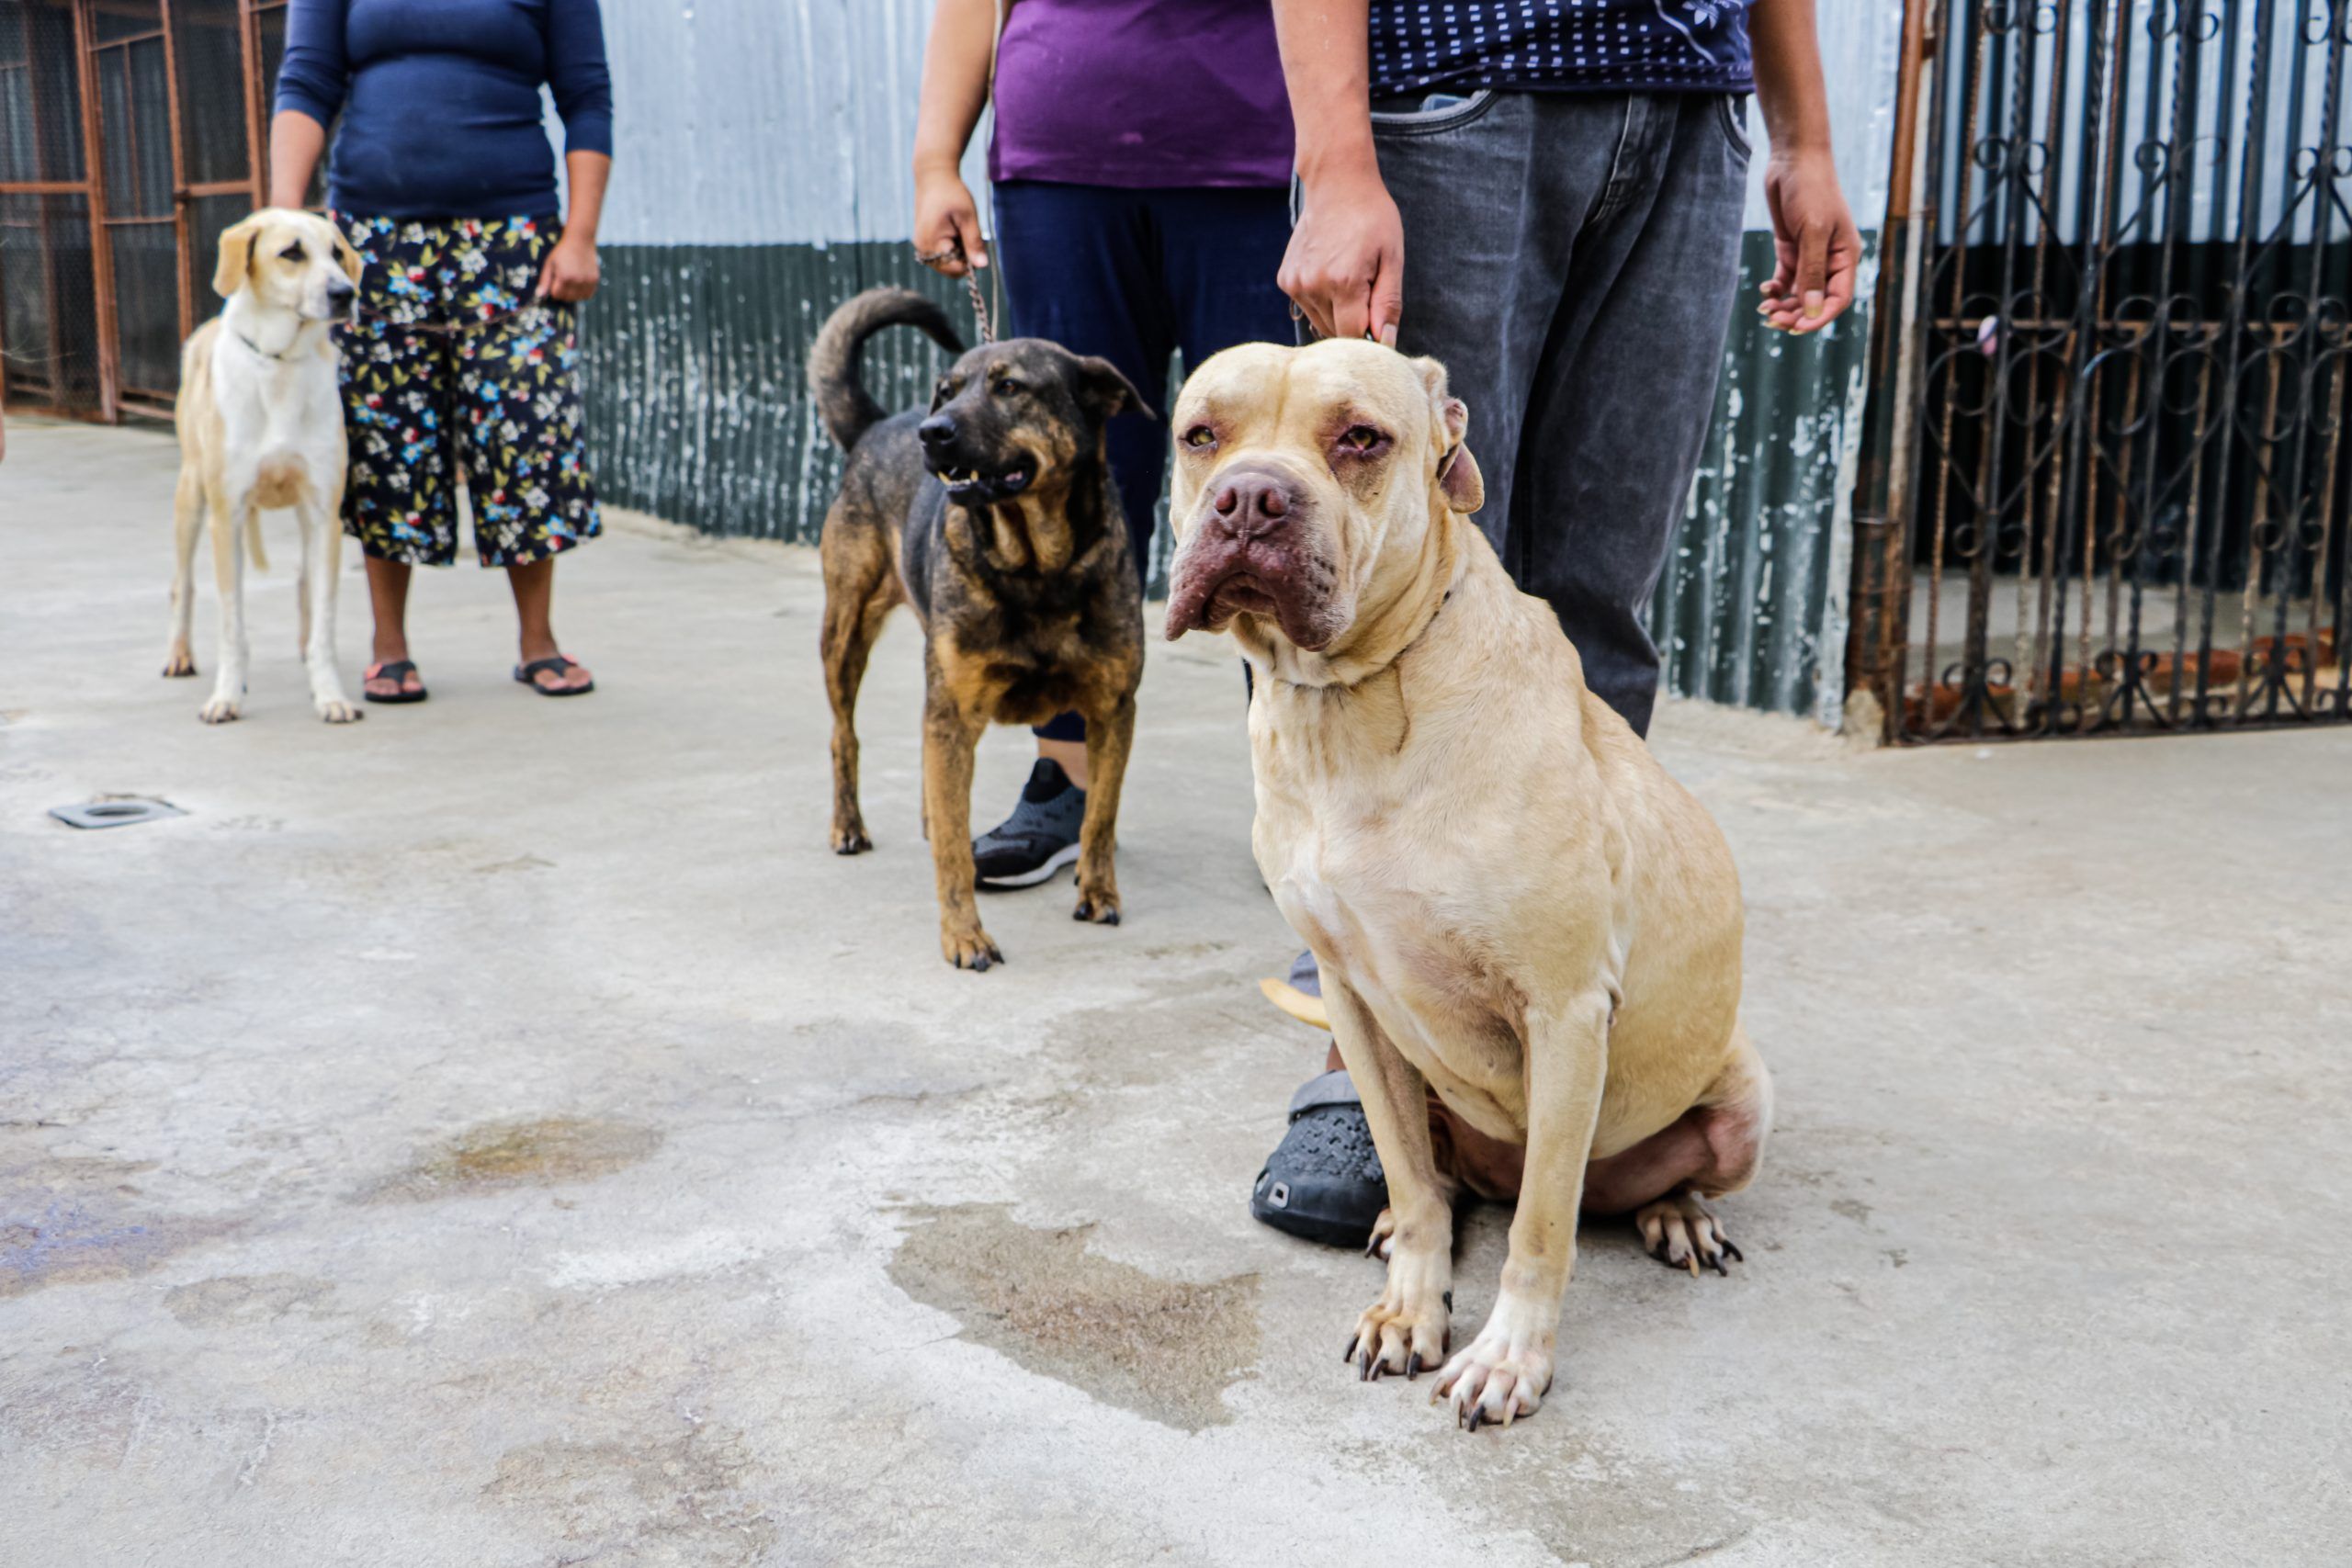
[[575, 0, 1904, 722]]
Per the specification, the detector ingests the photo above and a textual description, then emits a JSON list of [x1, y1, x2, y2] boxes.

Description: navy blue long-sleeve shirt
[[274, 0, 613, 219]]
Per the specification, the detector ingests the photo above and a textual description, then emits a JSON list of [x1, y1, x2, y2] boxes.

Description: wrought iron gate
[[1853, 0, 2352, 740], [0, 0, 295, 421]]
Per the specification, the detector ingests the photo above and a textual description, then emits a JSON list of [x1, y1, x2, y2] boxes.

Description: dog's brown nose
[[1211, 470, 1293, 535]]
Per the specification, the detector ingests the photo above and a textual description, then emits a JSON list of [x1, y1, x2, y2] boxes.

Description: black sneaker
[[973, 759, 1086, 889]]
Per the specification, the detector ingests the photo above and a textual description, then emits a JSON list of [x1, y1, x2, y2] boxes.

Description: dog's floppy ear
[[1414, 355, 1484, 515], [1074, 355, 1157, 423], [213, 214, 263, 299], [330, 224, 365, 290], [1435, 397, 1484, 514]]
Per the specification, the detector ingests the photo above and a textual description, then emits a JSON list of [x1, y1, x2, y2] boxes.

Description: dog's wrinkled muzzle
[[1165, 465, 1340, 649]]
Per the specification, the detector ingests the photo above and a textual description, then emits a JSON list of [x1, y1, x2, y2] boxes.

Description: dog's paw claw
[[1431, 1326, 1551, 1434], [162, 655, 197, 678], [831, 828, 872, 855], [1634, 1191, 1742, 1278], [198, 700, 242, 724], [943, 929, 1004, 972], [315, 701, 362, 724], [1071, 889, 1122, 926], [1346, 1292, 1449, 1389]]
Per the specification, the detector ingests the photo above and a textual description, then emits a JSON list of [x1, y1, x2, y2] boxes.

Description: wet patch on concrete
[[1, 1148, 232, 1300], [164, 1273, 338, 1328], [0, 1200, 235, 1299], [888, 1202, 1260, 1431], [483, 1423, 776, 1566], [361, 1117, 662, 1203]]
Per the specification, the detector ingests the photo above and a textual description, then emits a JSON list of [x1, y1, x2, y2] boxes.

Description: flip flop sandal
[[362, 659, 428, 705], [514, 655, 595, 696], [1259, 948, 1331, 1031], [1250, 1069, 1388, 1248]]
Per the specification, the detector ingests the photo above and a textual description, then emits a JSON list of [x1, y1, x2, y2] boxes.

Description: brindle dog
[[810, 288, 1151, 971]]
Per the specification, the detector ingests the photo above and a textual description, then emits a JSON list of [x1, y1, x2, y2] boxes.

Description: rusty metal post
[[239, 0, 266, 209], [158, 0, 197, 346], [69, 0, 120, 421], [1846, 0, 1935, 741]]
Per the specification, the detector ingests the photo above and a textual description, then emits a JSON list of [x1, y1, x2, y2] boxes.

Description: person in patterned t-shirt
[[1248, 1, 1857, 1250]]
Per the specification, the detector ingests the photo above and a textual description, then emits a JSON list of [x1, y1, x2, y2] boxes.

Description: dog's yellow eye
[[1340, 425, 1384, 452], [1183, 425, 1216, 449]]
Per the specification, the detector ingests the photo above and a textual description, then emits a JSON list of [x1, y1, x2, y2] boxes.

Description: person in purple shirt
[[911, 0, 1295, 888]]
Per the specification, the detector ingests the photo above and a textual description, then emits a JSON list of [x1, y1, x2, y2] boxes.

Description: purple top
[[989, 0, 1294, 189]]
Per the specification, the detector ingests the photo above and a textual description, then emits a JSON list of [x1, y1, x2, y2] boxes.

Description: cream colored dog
[[164, 209, 362, 724], [1165, 340, 1772, 1432]]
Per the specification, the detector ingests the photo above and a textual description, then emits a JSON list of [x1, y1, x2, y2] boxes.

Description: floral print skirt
[[334, 213, 600, 568]]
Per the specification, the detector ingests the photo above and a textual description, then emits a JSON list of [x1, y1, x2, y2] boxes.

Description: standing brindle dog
[[811, 288, 1151, 970]]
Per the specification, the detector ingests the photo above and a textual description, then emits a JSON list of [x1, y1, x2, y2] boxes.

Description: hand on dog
[[536, 235, 601, 304], [1757, 147, 1860, 336], [1278, 158, 1404, 346], [914, 169, 989, 276]]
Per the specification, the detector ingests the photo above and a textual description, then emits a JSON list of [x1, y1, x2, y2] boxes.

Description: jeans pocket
[[1714, 94, 1754, 162], [1371, 86, 1498, 137]]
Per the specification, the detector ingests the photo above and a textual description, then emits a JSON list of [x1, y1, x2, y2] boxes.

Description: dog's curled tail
[[807, 287, 965, 453]]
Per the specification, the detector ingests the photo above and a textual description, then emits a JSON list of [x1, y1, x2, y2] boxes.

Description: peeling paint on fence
[[1655, 232, 1880, 722]]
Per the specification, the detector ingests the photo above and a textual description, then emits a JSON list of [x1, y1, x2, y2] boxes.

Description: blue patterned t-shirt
[[1369, 1, 1752, 96]]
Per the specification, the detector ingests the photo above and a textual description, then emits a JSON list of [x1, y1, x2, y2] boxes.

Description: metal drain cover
[[50, 798, 185, 830]]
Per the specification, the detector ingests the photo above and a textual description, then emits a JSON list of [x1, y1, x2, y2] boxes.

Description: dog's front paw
[[1071, 880, 1121, 925], [314, 694, 363, 724], [1431, 1296, 1555, 1431], [940, 921, 1004, 972], [831, 819, 872, 855], [1344, 1235, 1451, 1382], [198, 694, 243, 724], [1345, 1294, 1448, 1384], [162, 647, 198, 678]]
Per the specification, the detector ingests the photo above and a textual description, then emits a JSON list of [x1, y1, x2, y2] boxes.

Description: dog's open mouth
[[933, 461, 1034, 505]]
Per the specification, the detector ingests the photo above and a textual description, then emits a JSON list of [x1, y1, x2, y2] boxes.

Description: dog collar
[[232, 326, 302, 362]]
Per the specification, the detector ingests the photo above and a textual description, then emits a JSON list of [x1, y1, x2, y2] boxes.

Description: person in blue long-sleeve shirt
[[271, 0, 615, 702]]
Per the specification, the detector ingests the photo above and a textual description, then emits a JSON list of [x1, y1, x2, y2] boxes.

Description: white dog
[[164, 209, 362, 724]]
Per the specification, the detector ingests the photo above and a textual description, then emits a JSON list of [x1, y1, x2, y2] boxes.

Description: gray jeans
[[1372, 89, 1750, 737]]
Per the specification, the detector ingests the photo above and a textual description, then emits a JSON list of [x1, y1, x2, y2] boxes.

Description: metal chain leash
[[911, 239, 996, 344]]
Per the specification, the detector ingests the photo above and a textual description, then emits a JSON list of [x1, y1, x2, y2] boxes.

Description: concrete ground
[[4, 417, 2347, 1568]]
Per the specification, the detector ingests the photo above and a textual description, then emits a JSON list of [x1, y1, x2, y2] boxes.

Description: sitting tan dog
[[1164, 341, 1772, 1432], [164, 209, 362, 723]]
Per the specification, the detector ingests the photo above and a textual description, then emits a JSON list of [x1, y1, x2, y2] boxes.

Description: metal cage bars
[[1855, 0, 2352, 740]]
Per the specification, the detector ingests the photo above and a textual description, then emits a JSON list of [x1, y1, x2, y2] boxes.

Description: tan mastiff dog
[[1164, 340, 1772, 1432]]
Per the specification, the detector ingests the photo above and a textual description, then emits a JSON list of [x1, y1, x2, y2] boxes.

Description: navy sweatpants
[[989, 180, 1295, 740]]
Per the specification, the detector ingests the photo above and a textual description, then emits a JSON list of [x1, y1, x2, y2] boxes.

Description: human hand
[[913, 167, 989, 276], [1758, 147, 1860, 335], [537, 234, 601, 302], [1278, 156, 1404, 344]]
